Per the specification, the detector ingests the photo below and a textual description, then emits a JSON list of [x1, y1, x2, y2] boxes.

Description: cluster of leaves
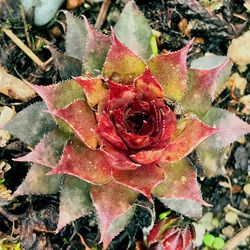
[[4, 1, 250, 248]]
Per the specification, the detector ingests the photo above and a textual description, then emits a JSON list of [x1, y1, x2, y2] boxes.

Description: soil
[[0, 0, 249, 249]]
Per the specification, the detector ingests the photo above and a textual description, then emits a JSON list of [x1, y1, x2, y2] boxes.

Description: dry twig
[[95, 0, 111, 29], [224, 226, 250, 250], [3, 28, 45, 66]]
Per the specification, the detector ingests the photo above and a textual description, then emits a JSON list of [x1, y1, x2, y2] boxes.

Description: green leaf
[[15, 128, 69, 168], [150, 35, 158, 57], [48, 45, 82, 80], [83, 17, 111, 75], [213, 237, 225, 250], [13, 164, 62, 196], [57, 176, 94, 231], [114, 1, 152, 59], [102, 205, 136, 249], [63, 11, 87, 60], [5, 102, 56, 146], [203, 233, 215, 247]]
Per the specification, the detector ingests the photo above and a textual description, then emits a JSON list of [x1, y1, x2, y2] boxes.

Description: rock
[[243, 183, 250, 196], [21, 0, 65, 26], [234, 146, 248, 170], [222, 225, 235, 238], [66, 0, 84, 10], [227, 30, 250, 66], [0, 67, 36, 101], [225, 211, 238, 225]]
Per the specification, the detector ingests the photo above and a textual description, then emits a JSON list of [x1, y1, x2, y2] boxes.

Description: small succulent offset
[[5, 1, 250, 249], [147, 215, 195, 250]]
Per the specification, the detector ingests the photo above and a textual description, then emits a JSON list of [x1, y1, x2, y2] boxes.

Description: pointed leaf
[[14, 164, 62, 197], [182, 56, 230, 118], [113, 164, 165, 201], [48, 45, 82, 80], [190, 55, 232, 97], [29, 80, 84, 111], [148, 42, 192, 101], [97, 114, 127, 150], [153, 159, 206, 218], [103, 33, 145, 84], [102, 205, 136, 250], [101, 142, 139, 170], [15, 128, 69, 168], [114, 1, 152, 59], [63, 11, 87, 60], [200, 107, 250, 149], [49, 139, 111, 184], [162, 118, 219, 163], [91, 182, 138, 247], [57, 176, 93, 231], [83, 17, 111, 75], [75, 77, 108, 108], [51, 100, 100, 149], [135, 69, 164, 99], [131, 118, 218, 164], [5, 102, 56, 146]]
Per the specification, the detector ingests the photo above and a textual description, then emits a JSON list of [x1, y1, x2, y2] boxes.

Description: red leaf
[[91, 182, 138, 248], [182, 57, 230, 117], [148, 41, 192, 101], [107, 80, 136, 110], [103, 31, 145, 84], [153, 159, 208, 218], [75, 77, 108, 108], [48, 139, 112, 184], [51, 100, 100, 149], [97, 114, 127, 150], [162, 118, 219, 163], [134, 69, 164, 100], [154, 159, 204, 203], [28, 80, 84, 111], [101, 142, 139, 170], [131, 118, 218, 164], [113, 164, 165, 201]]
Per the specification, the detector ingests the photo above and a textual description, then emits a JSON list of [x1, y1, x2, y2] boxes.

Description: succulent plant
[[147, 215, 195, 250], [5, 1, 250, 248]]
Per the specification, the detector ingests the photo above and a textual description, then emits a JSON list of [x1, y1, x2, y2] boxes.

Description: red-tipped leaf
[[103, 32, 145, 84], [113, 164, 165, 201], [148, 41, 192, 101], [51, 100, 100, 149], [91, 182, 138, 248], [48, 139, 112, 184]]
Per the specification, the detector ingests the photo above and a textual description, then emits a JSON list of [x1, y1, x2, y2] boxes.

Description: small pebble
[[225, 211, 238, 225], [243, 183, 250, 196], [222, 225, 235, 238], [66, 0, 85, 10]]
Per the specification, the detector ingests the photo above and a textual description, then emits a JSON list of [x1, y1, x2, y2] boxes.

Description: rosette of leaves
[[5, 1, 250, 248], [147, 215, 195, 250]]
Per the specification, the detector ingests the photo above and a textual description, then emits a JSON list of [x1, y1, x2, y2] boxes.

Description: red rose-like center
[[97, 79, 177, 158]]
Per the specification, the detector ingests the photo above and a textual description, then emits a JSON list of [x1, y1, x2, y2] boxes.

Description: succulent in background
[[147, 215, 195, 250], [5, 1, 250, 248]]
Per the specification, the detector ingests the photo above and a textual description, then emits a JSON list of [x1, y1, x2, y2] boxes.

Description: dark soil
[[0, 0, 249, 249]]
